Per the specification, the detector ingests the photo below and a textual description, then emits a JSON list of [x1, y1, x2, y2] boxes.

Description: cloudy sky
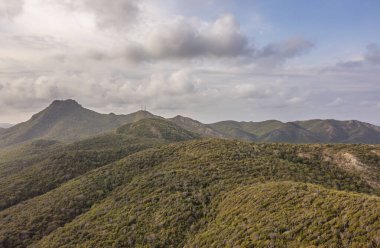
[[0, 0, 379, 124]]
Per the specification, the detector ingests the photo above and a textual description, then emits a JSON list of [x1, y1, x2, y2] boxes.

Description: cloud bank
[[0, 0, 379, 125]]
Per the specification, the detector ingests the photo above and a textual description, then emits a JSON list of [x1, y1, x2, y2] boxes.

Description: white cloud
[[121, 14, 252, 62], [255, 38, 314, 67], [0, 0, 378, 125], [62, 0, 141, 30], [0, 0, 24, 20]]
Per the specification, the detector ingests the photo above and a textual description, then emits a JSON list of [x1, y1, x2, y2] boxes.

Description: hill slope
[[295, 119, 380, 143], [0, 99, 157, 148], [0, 118, 197, 211], [1, 139, 379, 247], [210, 119, 380, 143], [169, 115, 225, 138], [189, 182, 380, 247], [118, 118, 199, 141]]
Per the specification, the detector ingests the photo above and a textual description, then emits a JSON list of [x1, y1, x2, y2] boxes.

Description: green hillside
[[1, 139, 379, 247], [169, 115, 225, 138], [295, 119, 380, 143], [0, 118, 197, 211], [188, 182, 380, 247], [117, 118, 199, 141], [210, 119, 380, 143], [0, 103, 380, 247]]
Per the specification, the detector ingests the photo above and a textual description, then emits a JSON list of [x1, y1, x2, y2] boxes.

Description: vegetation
[[0, 99, 158, 148], [0, 138, 379, 247], [1, 100, 380, 150], [0, 118, 197, 211], [0, 109, 380, 247], [209, 119, 380, 143], [189, 182, 380, 247]]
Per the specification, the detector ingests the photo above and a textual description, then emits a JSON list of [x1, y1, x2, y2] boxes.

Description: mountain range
[[0, 101, 379, 247], [0, 99, 379, 148]]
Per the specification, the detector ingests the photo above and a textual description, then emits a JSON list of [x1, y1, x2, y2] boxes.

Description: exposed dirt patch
[[335, 152, 367, 172], [323, 149, 379, 189]]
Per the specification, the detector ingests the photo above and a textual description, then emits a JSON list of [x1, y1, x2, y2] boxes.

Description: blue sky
[[0, 0, 379, 124]]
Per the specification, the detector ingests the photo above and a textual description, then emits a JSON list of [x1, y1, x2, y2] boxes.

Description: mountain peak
[[49, 99, 82, 108]]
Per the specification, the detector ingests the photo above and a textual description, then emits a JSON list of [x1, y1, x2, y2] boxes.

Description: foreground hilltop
[[0, 99, 380, 149], [0, 136, 379, 247]]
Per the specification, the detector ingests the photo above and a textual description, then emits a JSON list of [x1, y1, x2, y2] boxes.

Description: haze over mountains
[[0, 99, 379, 148]]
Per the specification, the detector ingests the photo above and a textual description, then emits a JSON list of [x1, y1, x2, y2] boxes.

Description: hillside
[[210, 119, 380, 143], [295, 119, 380, 143], [117, 118, 199, 141], [1, 100, 379, 146], [0, 118, 197, 211], [0, 100, 157, 148], [169, 115, 225, 138], [188, 182, 380, 247], [0, 139, 379, 247]]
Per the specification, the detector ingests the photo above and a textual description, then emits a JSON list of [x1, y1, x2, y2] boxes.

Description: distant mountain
[[0, 123, 13, 128], [169, 115, 225, 138], [0, 99, 157, 148], [294, 119, 380, 143], [117, 118, 199, 141], [210, 119, 380, 144], [1, 99, 379, 147]]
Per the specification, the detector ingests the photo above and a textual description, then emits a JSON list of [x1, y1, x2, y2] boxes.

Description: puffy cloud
[[0, 69, 201, 113], [63, 0, 141, 30], [255, 38, 314, 67], [122, 14, 252, 62]]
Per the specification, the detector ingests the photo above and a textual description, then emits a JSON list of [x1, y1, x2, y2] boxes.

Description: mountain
[[210, 119, 380, 143], [1, 100, 379, 146], [169, 115, 225, 138], [0, 139, 379, 247], [117, 118, 199, 141], [294, 119, 380, 143], [0, 99, 157, 148], [259, 122, 321, 143], [1, 102, 380, 247]]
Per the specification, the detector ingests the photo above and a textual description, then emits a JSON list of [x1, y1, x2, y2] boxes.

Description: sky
[[0, 0, 379, 124]]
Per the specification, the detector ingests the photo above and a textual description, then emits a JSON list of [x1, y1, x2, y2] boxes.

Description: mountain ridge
[[1, 99, 379, 148], [0, 100, 159, 148]]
